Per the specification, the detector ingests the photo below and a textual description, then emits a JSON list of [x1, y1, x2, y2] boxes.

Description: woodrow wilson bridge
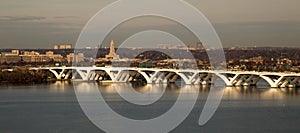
[[30, 67, 300, 88]]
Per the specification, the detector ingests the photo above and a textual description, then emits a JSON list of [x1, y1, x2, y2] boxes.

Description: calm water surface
[[0, 81, 300, 133]]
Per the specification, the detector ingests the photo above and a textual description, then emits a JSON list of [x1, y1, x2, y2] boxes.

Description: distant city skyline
[[1, 0, 300, 49]]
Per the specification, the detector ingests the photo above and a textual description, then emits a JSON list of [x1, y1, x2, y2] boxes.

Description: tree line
[[0, 68, 54, 84]]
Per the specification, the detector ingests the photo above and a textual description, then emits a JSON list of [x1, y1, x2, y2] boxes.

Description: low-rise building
[[67, 53, 85, 63], [20, 51, 63, 63], [0, 50, 21, 64]]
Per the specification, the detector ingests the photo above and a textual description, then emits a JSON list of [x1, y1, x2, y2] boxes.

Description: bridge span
[[30, 67, 300, 88]]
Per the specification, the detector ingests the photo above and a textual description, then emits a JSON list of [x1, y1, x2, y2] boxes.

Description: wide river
[[0, 81, 300, 133]]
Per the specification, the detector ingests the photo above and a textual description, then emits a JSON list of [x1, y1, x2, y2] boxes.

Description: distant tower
[[59, 44, 66, 49], [54, 44, 59, 50], [109, 40, 116, 56], [105, 40, 119, 60], [65, 44, 72, 49]]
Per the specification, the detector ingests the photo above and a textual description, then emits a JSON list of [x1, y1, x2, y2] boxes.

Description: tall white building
[[105, 40, 120, 60]]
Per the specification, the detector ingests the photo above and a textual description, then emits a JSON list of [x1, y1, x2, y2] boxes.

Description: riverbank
[[0, 68, 54, 84]]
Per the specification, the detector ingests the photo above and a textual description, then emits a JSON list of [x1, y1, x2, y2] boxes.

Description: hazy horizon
[[1, 0, 300, 49]]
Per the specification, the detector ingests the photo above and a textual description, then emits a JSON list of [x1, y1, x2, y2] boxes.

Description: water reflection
[[54, 81, 300, 101], [75, 82, 201, 94], [113, 84, 167, 105], [1, 83, 300, 132], [222, 86, 300, 100], [49, 81, 72, 92], [73, 82, 200, 133]]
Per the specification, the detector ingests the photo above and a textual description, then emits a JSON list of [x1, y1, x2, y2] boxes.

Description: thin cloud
[[0, 16, 46, 22], [53, 16, 79, 19]]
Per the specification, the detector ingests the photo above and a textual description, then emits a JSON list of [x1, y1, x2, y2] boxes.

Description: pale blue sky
[[0, 0, 300, 48]]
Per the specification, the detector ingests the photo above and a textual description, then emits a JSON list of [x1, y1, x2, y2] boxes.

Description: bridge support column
[[64, 70, 72, 80], [89, 72, 97, 81], [201, 73, 212, 85], [260, 75, 283, 88], [94, 74, 100, 81], [242, 75, 254, 86], [139, 71, 152, 84], [169, 75, 178, 83], [176, 72, 191, 85], [290, 77, 299, 88], [72, 71, 78, 80], [280, 77, 291, 88], [49, 69, 66, 80], [215, 73, 238, 87], [76, 69, 90, 81], [251, 76, 261, 86], [123, 74, 131, 82], [235, 75, 247, 86], [118, 72, 127, 82], [165, 73, 174, 82], [188, 73, 200, 85], [154, 73, 165, 84]]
